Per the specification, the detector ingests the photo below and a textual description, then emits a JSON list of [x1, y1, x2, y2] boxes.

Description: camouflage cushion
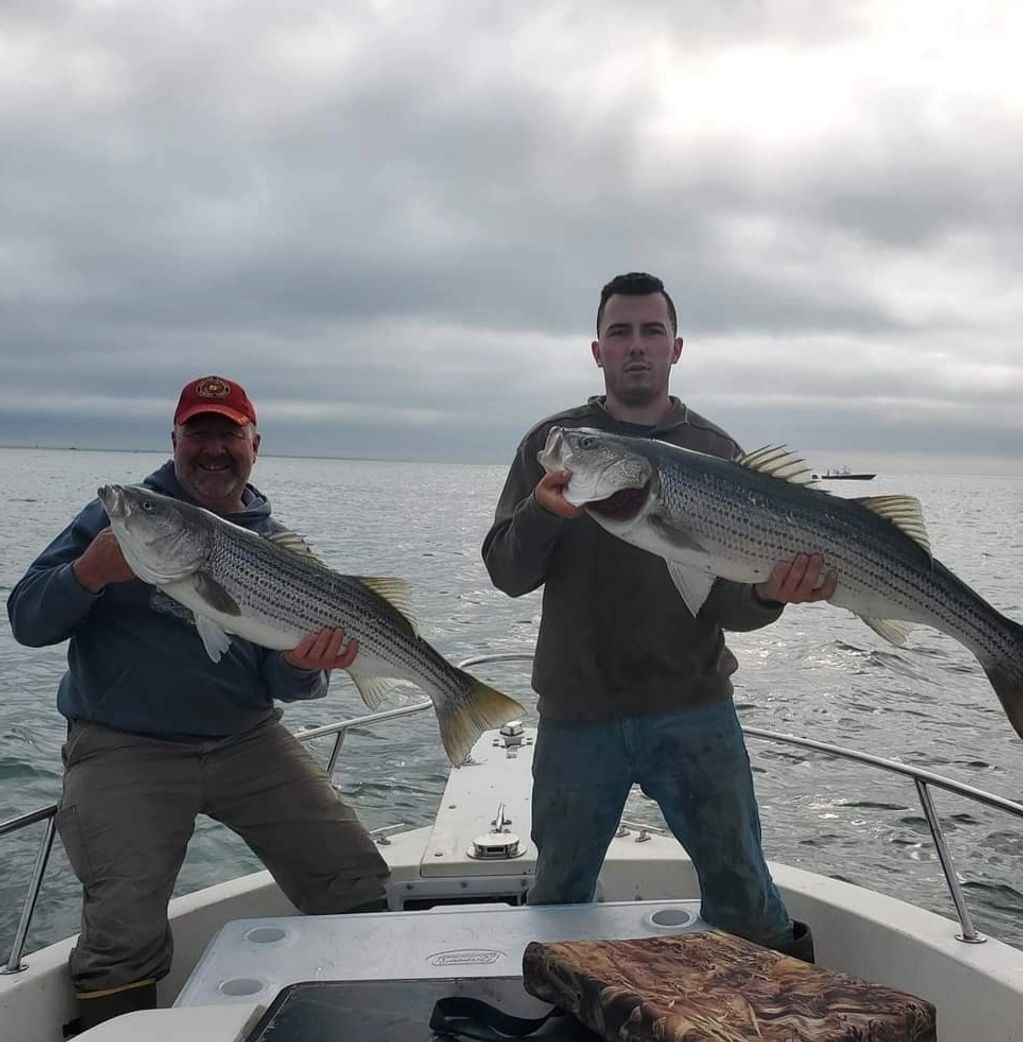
[[522, 930, 936, 1041]]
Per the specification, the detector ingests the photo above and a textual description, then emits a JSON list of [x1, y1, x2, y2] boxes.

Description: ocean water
[[1, 446, 1021, 959]]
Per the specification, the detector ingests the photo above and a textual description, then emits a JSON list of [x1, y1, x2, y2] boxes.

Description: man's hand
[[72, 529, 137, 593], [756, 553, 837, 605], [534, 469, 585, 519], [284, 627, 359, 672]]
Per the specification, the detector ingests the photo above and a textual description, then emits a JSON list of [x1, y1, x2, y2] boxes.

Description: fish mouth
[[537, 427, 566, 472], [585, 481, 651, 521], [97, 484, 125, 518]]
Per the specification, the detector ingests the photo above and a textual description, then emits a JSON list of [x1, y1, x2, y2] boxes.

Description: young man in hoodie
[[7, 376, 390, 1032], [482, 273, 835, 962]]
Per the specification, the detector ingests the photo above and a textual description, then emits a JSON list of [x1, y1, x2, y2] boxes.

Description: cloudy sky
[[2, 0, 1022, 473]]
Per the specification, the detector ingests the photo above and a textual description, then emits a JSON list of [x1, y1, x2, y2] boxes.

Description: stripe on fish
[[98, 484, 523, 765], [539, 427, 1023, 740]]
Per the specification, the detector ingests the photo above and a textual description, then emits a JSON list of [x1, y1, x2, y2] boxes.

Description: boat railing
[[738, 726, 1023, 945], [3, 650, 1022, 973]]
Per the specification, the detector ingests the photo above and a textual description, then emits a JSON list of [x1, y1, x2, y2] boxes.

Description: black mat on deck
[[241, 978, 601, 1041]]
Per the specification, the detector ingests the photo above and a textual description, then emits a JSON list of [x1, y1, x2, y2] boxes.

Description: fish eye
[[579, 436, 597, 449], [142, 499, 154, 512]]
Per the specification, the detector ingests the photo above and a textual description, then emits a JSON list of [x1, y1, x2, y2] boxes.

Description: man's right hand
[[72, 529, 137, 593], [534, 469, 585, 519]]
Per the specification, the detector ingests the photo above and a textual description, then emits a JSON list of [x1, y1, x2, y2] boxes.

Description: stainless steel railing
[[739, 725, 1023, 943], [462, 656, 1023, 943], [678, 729, 1022, 946], [0, 698, 437, 975], [0, 809, 58, 976], [3, 650, 1021, 972]]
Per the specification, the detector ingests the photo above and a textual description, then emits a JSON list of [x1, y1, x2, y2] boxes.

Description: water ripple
[[1, 450, 1021, 955]]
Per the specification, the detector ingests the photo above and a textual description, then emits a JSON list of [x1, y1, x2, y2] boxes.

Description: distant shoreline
[[1, 442, 1021, 479], [0, 443, 500, 467]]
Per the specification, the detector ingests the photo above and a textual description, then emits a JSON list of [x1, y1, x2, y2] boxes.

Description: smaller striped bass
[[98, 484, 523, 765]]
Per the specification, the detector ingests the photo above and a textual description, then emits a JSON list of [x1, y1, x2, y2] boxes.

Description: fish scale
[[205, 523, 458, 694], [97, 484, 523, 765], [539, 426, 1023, 741], [661, 462, 996, 647]]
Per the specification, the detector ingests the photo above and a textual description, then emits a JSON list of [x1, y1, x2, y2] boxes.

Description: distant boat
[[811, 465, 876, 481]]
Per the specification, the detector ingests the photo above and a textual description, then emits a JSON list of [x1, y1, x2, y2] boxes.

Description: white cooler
[[174, 899, 706, 1013]]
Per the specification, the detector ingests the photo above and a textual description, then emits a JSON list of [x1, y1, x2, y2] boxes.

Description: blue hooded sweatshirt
[[7, 461, 329, 737]]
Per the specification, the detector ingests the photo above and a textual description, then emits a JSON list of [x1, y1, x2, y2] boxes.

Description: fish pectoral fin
[[851, 495, 932, 557], [348, 672, 413, 710], [195, 613, 233, 662], [265, 529, 324, 561], [358, 577, 418, 634], [649, 516, 715, 616], [193, 572, 242, 616], [856, 614, 914, 646], [666, 561, 717, 618], [648, 515, 708, 554]]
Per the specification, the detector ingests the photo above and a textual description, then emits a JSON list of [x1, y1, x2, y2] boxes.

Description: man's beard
[[181, 462, 244, 505], [612, 378, 662, 407]]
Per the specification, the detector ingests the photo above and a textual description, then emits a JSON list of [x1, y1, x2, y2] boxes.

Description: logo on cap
[[194, 377, 232, 400], [174, 374, 257, 426]]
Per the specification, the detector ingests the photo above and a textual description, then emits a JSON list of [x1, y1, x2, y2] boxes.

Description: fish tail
[[981, 616, 1023, 741], [435, 672, 525, 767]]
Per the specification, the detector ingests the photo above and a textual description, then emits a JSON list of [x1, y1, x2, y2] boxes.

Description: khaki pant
[[57, 715, 389, 994]]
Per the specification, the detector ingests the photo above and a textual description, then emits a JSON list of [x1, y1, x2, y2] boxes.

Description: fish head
[[97, 484, 212, 586], [538, 427, 655, 520]]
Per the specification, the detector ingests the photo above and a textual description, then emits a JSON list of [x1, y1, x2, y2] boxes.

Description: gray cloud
[[1, 0, 1022, 472]]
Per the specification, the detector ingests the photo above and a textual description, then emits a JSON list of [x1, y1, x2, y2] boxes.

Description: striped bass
[[538, 427, 1023, 740], [97, 484, 523, 765]]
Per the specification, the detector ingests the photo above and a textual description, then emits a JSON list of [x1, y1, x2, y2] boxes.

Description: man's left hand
[[756, 553, 837, 605], [284, 627, 359, 671]]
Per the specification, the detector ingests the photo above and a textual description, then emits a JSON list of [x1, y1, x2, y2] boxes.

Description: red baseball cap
[[174, 375, 257, 427]]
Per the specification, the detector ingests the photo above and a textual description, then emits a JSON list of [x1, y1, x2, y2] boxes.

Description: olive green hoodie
[[482, 397, 783, 721]]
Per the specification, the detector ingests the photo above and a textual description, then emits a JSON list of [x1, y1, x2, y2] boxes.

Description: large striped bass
[[538, 427, 1023, 740], [97, 484, 523, 765]]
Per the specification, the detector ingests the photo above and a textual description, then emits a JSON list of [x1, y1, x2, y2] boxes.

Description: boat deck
[[2, 656, 1023, 1041]]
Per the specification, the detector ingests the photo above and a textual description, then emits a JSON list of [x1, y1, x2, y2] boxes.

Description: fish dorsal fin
[[265, 529, 322, 560], [852, 495, 931, 556], [738, 445, 818, 487], [359, 577, 418, 634]]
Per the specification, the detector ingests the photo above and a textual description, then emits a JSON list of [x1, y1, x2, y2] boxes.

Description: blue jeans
[[528, 700, 792, 948]]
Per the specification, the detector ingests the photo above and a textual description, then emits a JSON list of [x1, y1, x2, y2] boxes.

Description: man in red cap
[[171, 375, 263, 515], [8, 376, 390, 1034]]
